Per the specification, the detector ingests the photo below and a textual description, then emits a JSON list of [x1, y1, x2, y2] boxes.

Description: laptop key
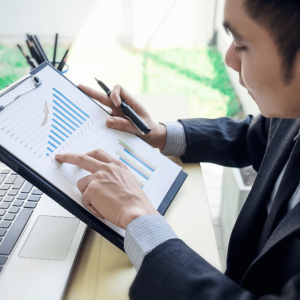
[[0, 203, 10, 209], [17, 194, 27, 200], [12, 201, 23, 207], [0, 175, 6, 185], [4, 214, 15, 221], [12, 176, 25, 189], [10, 171, 18, 175], [0, 256, 7, 265], [21, 182, 33, 193], [0, 190, 6, 197], [0, 222, 11, 229], [0, 210, 6, 216], [0, 209, 33, 255], [31, 189, 43, 195], [7, 190, 18, 196], [24, 202, 37, 209], [8, 207, 19, 214], [0, 229, 6, 237], [3, 196, 14, 202], [28, 195, 41, 202], [0, 169, 10, 174], [4, 175, 16, 184], [0, 185, 11, 190]]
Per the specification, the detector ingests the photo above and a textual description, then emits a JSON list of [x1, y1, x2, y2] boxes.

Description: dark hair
[[244, 0, 300, 84]]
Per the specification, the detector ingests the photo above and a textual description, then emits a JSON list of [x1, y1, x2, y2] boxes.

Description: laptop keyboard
[[0, 167, 42, 274]]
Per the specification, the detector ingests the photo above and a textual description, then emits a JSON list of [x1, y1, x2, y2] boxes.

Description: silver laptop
[[0, 161, 87, 300]]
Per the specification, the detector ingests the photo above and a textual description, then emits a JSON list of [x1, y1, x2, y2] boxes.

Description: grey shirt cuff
[[161, 121, 186, 157], [124, 214, 178, 271]]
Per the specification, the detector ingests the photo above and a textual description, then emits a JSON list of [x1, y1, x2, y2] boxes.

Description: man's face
[[224, 0, 300, 118]]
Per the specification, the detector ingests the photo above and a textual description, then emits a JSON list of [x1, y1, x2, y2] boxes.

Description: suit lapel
[[241, 200, 300, 285], [226, 119, 300, 283], [239, 119, 300, 284]]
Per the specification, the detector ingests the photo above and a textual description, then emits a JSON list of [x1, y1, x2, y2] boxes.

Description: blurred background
[[0, 0, 260, 271]]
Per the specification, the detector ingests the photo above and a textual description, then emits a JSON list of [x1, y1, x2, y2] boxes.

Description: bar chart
[[116, 139, 157, 188], [64, 136, 162, 191], [0, 86, 101, 169], [45, 88, 90, 156]]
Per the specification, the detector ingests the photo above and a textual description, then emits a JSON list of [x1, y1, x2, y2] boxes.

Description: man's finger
[[110, 85, 139, 108], [55, 153, 102, 173], [82, 189, 104, 219], [78, 84, 114, 109], [106, 117, 141, 135], [86, 149, 119, 164], [77, 174, 93, 194]]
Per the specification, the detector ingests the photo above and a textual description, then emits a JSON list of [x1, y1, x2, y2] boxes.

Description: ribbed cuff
[[124, 214, 178, 271], [161, 121, 186, 157]]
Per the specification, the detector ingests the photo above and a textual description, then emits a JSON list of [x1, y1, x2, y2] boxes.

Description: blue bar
[[119, 158, 149, 180], [53, 108, 79, 128], [51, 130, 65, 142], [53, 114, 75, 131], [53, 100, 82, 124], [48, 142, 56, 150], [46, 153, 49, 156], [123, 149, 155, 172], [49, 135, 61, 145], [47, 147, 53, 153], [53, 94, 86, 121], [53, 88, 90, 118], [51, 124, 69, 138]]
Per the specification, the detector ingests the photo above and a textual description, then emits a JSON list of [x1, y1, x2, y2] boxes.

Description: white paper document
[[0, 65, 182, 236]]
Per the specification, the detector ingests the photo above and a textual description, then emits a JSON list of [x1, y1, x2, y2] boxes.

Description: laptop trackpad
[[19, 216, 80, 261]]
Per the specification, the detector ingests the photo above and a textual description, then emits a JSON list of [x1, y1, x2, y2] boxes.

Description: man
[[56, 0, 300, 298]]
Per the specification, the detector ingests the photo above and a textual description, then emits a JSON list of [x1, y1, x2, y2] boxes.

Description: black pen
[[95, 78, 151, 135], [17, 44, 36, 69], [53, 33, 58, 67], [33, 35, 49, 62], [27, 35, 42, 64], [57, 44, 71, 71]]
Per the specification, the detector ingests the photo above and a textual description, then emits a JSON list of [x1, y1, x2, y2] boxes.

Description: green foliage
[[0, 43, 68, 90], [0, 44, 241, 119], [138, 47, 242, 118]]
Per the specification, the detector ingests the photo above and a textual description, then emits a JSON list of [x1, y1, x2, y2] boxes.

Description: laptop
[[0, 161, 87, 300]]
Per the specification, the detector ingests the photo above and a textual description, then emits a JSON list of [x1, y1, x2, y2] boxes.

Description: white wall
[[0, 0, 99, 43], [118, 0, 218, 49], [0, 0, 218, 48]]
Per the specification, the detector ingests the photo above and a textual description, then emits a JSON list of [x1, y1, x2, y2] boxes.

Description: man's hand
[[78, 84, 167, 151], [55, 149, 159, 229]]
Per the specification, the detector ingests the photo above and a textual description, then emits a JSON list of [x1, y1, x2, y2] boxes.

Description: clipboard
[[0, 62, 188, 252]]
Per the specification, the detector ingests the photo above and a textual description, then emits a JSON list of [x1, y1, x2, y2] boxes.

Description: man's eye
[[235, 46, 246, 53]]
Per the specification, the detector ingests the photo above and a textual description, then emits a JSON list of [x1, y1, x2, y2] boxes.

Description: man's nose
[[225, 42, 241, 73]]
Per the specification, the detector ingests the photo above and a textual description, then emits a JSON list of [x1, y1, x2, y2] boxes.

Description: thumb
[[106, 117, 140, 135]]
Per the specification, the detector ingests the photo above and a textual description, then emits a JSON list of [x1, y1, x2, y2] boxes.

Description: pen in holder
[[18, 33, 71, 74]]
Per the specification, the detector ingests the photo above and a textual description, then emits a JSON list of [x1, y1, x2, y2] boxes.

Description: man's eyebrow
[[223, 21, 243, 42]]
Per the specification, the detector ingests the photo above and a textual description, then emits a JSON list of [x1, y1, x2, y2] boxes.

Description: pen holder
[[54, 62, 69, 74]]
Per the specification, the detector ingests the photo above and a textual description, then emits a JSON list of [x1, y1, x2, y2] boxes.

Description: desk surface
[[62, 92, 221, 299]]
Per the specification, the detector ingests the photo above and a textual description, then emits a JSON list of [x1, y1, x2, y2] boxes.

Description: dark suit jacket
[[129, 115, 300, 299]]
